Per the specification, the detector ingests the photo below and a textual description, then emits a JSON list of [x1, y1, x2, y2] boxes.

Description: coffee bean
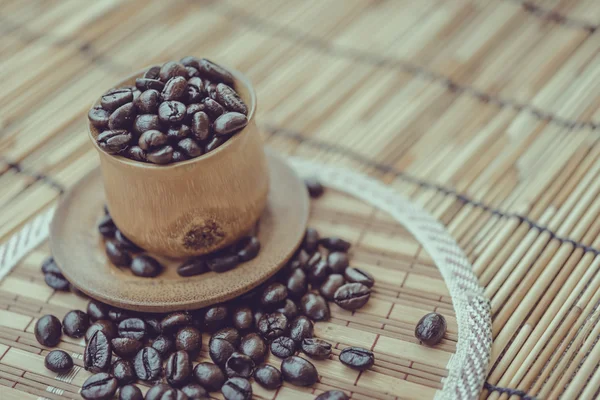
[[168, 124, 192, 142], [97, 129, 132, 154], [316, 390, 350, 400], [112, 358, 136, 385], [131, 254, 162, 277], [304, 178, 324, 198], [254, 364, 283, 390], [109, 307, 133, 322], [303, 228, 320, 253], [225, 352, 254, 378], [97, 215, 116, 238], [334, 283, 371, 310], [197, 59, 234, 84], [162, 76, 188, 101], [209, 337, 235, 367], [81, 372, 118, 400], [88, 301, 110, 321], [160, 61, 188, 82], [135, 89, 160, 114], [187, 82, 203, 103], [287, 249, 310, 271], [41, 257, 58, 274], [203, 98, 224, 119], [415, 312, 446, 346], [204, 135, 226, 152], [328, 252, 349, 274], [177, 138, 204, 158], [127, 146, 147, 161], [289, 316, 313, 344], [213, 327, 241, 346], [139, 129, 168, 150], [307, 259, 330, 284], [176, 326, 202, 356], [158, 100, 186, 125], [193, 362, 226, 392], [206, 254, 239, 273], [187, 110, 210, 141], [185, 103, 204, 124], [319, 237, 351, 252], [118, 318, 147, 340], [145, 317, 162, 338], [134, 347, 162, 381], [136, 78, 165, 92], [339, 347, 374, 370], [119, 384, 143, 400], [221, 377, 252, 400], [44, 349, 73, 373], [203, 304, 229, 331], [213, 112, 248, 136], [281, 356, 318, 386], [232, 307, 253, 331], [161, 312, 193, 333], [62, 310, 90, 338], [257, 312, 288, 340], [286, 268, 308, 300], [270, 336, 296, 359], [112, 337, 143, 358], [109, 102, 136, 130], [101, 88, 133, 111], [89, 106, 110, 130], [35, 315, 62, 347], [86, 320, 118, 342], [344, 267, 375, 288], [144, 384, 171, 400], [142, 65, 160, 80], [261, 283, 288, 309], [166, 350, 192, 387], [306, 252, 322, 271], [276, 299, 299, 320], [84, 330, 112, 372], [152, 334, 175, 357], [147, 145, 174, 164], [301, 338, 332, 360], [177, 258, 207, 277], [172, 151, 187, 163], [301, 293, 330, 321], [215, 84, 247, 115], [181, 383, 208, 400], [319, 274, 345, 300], [239, 333, 267, 364], [105, 240, 131, 267], [44, 268, 70, 291], [181, 56, 200, 69], [235, 236, 260, 262], [133, 114, 162, 136]]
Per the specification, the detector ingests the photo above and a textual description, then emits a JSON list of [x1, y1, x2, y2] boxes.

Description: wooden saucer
[[50, 151, 309, 312]]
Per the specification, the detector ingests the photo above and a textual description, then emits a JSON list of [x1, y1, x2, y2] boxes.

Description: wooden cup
[[88, 66, 269, 258]]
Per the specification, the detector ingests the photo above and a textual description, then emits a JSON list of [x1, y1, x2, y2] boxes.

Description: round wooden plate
[[50, 151, 309, 312]]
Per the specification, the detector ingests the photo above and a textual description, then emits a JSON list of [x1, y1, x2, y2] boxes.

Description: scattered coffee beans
[[257, 312, 288, 340], [35, 315, 62, 347], [339, 347, 375, 371], [239, 332, 267, 364], [281, 356, 319, 386], [254, 364, 283, 390], [301, 292, 330, 321], [415, 312, 447, 346], [44, 349, 73, 373], [344, 267, 375, 288], [289, 315, 314, 344], [334, 283, 371, 310], [62, 310, 90, 338]]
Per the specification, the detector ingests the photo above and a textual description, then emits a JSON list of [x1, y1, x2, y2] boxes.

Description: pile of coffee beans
[[88, 57, 249, 164]]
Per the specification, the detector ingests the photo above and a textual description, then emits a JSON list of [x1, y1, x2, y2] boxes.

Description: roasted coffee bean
[[185, 102, 204, 122], [270, 336, 296, 359], [319, 274, 345, 300], [308, 259, 330, 284], [158, 100, 187, 125], [221, 377, 252, 400], [289, 315, 313, 344], [127, 146, 147, 161], [232, 307, 253, 331], [116, 230, 141, 252], [203, 304, 229, 331], [108, 307, 133, 322], [144, 65, 161, 80], [213, 112, 248, 136], [316, 390, 350, 400], [203, 98, 224, 119], [81, 372, 118, 400], [339, 347, 374, 370], [135, 89, 160, 114], [101, 88, 133, 111], [328, 252, 349, 274], [97, 130, 132, 154], [193, 362, 226, 392], [213, 327, 240, 346], [319, 237, 351, 252], [147, 145, 174, 164], [44, 269, 70, 291], [187, 83, 203, 103], [86, 320, 118, 342], [105, 240, 131, 267], [239, 333, 267, 364], [112, 358, 136, 385], [44, 349, 73, 373], [130, 254, 162, 277], [204, 135, 226, 152], [303, 228, 319, 254], [261, 283, 288, 309], [334, 283, 371, 310], [144, 317, 161, 338], [415, 312, 446, 346], [177, 258, 207, 277], [136, 77, 165, 92], [118, 318, 147, 340], [344, 267, 375, 288], [139, 129, 168, 150], [209, 337, 235, 367], [306, 252, 322, 271], [177, 138, 204, 158], [144, 384, 171, 400], [206, 254, 239, 273], [160, 61, 188, 82], [254, 364, 283, 390], [35, 315, 62, 347], [225, 352, 255, 378], [133, 114, 162, 136], [162, 76, 188, 101], [301, 338, 332, 360], [197, 59, 234, 84], [181, 383, 208, 400], [119, 384, 143, 400], [207, 82, 217, 100], [84, 330, 112, 372], [62, 310, 90, 338], [89, 106, 110, 130], [286, 249, 309, 272], [168, 124, 191, 142], [176, 326, 202, 356], [301, 293, 330, 321], [257, 312, 288, 340], [187, 76, 204, 90], [41, 257, 58, 274], [152, 334, 175, 357], [88, 301, 110, 321], [166, 350, 192, 387], [109, 102, 136, 129], [215, 84, 247, 115], [161, 312, 193, 333], [286, 268, 308, 299], [276, 299, 299, 320], [281, 356, 318, 386], [304, 178, 324, 198], [112, 337, 143, 358], [134, 347, 162, 381], [235, 236, 260, 262], [97, 214, 116, 237], [172, 151, 187, 163]]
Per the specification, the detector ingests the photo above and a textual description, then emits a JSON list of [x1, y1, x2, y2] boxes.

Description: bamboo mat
[[1, 0, 600, 399]]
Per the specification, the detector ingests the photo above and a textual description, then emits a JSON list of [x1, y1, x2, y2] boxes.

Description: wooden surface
[[1, 0, 600, 399]]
